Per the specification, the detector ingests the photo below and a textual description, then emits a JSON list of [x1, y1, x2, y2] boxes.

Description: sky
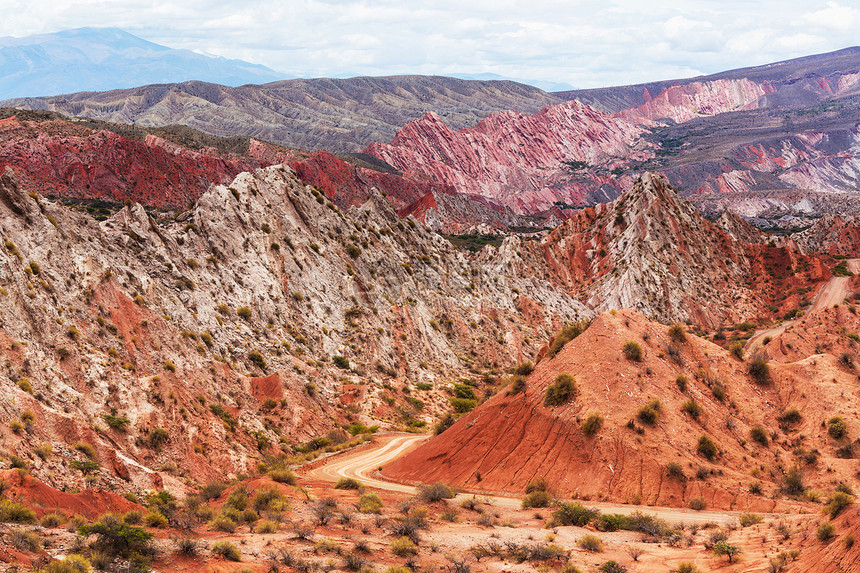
[[1, 0, 858, 89]]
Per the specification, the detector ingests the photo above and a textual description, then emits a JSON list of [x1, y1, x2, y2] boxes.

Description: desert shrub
[[79, 514, 153, 558], [522, 490, 553, 509], [668, 323, 687, 343], [781, 466, 805, 495], [595, 513, 632, 532], [0, 500, 36, 523], [675, 374, 688, 392], [552, 502, 598, 527], [237, 306, 252, 320], [582, 412, 603, 436], [123, 510, 143, 525], [335, 477, 363, 490], [666, 462, 685, 480], [598, 562, 626, 573], [514, 361, 534, 376], [561, 565, 583, 573], [749, 353, 772, 385], [739, 513, 763, 527], [828, 416, 847, 439], [419, 483, 455, 502], [143, 511, 167, 528], [544, 373, 577, 407], [175, 536, 199, 555], [40, 555, 92, 573], [248, 350, 267, 370], [70, 460, 101, 474], [816, 522, 835, 542], [333, 355, 350, 369], [729, 341, 744, 360], [40, 512, 67, 528], [9, 528, 41, 552], [688, 498, 706, 511], [434, 412, 457, 435], [623, 341, 643, 362], [577, 534, 603, 552], [252, 487, 286, 512], [449, 397, 477, 413], [547, 322, 588, 357], [713, 540, 741, 562], [209, 515, 237, 532], [750, 426, 770, 446], [681, 399, 701, 419], [256, 519, 280, 533], [212, 540, 241, 561], [508, 374, 527, 395], [525, 476, 550, 493], [391, 536, 418, 556], [637, 399, 662, 425], [778, 408, 803, 430], [147, 427, 169, 449], [268, 468, 297, 484], [358, 492, 384, 513], [200, 481, 228, 500], [697, 435, 718, 461], [102, 414, 130, 430], [675, 562, 701, 573], [823, 491, 854, 519]]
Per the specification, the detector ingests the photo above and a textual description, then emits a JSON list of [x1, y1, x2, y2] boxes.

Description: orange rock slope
[[384, 307, 860, 511]]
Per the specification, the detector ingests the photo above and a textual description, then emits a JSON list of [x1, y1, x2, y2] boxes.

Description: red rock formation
[[366, 101, 651, 214]]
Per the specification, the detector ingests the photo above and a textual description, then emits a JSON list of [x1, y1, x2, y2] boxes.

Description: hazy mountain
[[0, 27, 286, 98]]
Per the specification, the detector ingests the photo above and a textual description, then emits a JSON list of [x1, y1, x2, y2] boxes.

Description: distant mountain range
[[0, 27, 287, 98]]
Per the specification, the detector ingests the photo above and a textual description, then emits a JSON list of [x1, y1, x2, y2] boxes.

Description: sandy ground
[[305, 433, 748, 526], [747, 258, 858, 351]]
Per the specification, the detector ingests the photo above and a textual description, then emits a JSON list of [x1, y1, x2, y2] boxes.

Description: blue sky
[[1, 0, 858, 88]]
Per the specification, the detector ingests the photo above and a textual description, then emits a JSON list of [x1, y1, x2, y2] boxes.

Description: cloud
[[0, 0, 857, 89]]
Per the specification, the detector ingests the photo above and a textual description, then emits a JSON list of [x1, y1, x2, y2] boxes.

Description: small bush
[[750, 426, 769, 446], [666, 462, 685, 480], [778, 408, 803, 430], [391, 536, 418, 556], [544, 373, 577, 407], [358, 492, 384, 513], [668, 323, 686, 343], [237, 306, 252, 320], [823, 491, 854, 519], [623, 341, 643, 362], [816, 522, 835, 542], [525, 476, 550, 494], [782, 466, 805, 495], [582, 412, 603, 436], [335, 477, 363, 490], [637, 399, 662, 425], [552, 502, 598, 527], [522, 490, 552, 509], [577, 534, 603, 552], [268, 468, 297, 484], [729, 341, 744, 360], [0, 500, 37, 523], [255, 519, 280, 533], [514, 361, 534, 376], [147, 427, 169, 449], [598, 562, 626, 573], [675, 562, 701, 573], [143, 511, 167, 528], [333, 355, 350, 369], [739, 513, 763, 527], [508, 375, 527, 395], [681, 399, 701, 419], [248, 350, 266, 370], [713, 540, 741, 562], [675, 375, 688, 392], [749, 353, 772, 385], [40, 512, 67, 528], [103, 415, 130, 430], [547, 322, 587, 357], [697, 435, 718, 461], [828, 416, 847, 439], [419, 483, 455, 502], [40, 555, 92, 573], [688, 497, 706, 511], [212, 540, 241, 561], [209, 515, 237, 532]]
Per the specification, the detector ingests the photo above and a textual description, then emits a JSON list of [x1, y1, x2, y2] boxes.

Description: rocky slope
[[0, 163, 588, 495], [508, 173, 832, 326], [384, 307, 860, 511], [2, 76, 562, 153], [365, 102, 651, 215]]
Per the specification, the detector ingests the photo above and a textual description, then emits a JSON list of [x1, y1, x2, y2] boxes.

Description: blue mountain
[[0, 27, 287, 98]]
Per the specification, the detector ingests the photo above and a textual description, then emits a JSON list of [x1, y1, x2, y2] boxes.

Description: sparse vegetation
[[582, 412, 604, 435], [697, 435, 718, 461], [547, 321, 588, 358], [623, 340, 643, 361], [544, 373, 577, 407], [749, 353, 772, 385]]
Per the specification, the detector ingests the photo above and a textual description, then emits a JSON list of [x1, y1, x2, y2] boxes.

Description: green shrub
[[675, 562, 701, 573], [212, 540, 241, 561], [816, 522, 835, 542], [102, 415, 130, 430], [552, 502, 598, 527], [268, 468, 296, 484], [70, 460, 101, 474], [666, 462, 685, 480], [358, 492, 383, 513], [143, 511, 167, 528], [729, 341, 744, 360], [514, 361, 534, 376], [248, 350, 266, 370], [688, 497, 706, 510], [681, 399, 701, 419], [390, 536, 418, 556], [333, 355, 350, 369], [544, 373, 577, 407], [209, 515, 237, 532], [508, 375, 527, 395], [0, 500, 36, 523], [824, 491, 854, 519], [582, 412, 603, 436], [622, 341, 643, 362], [749, 353, 772, 385], [598, 562, 625, 573], [335, 477, 363, 490], [521, 490, 553, 509], [713, 540, 741, 562], [750, 426, 769, 446], [419, 483, 455, 502], [739, 513, 763, 527], [782, 466, 805, 495], [147, 427, 169, 449], [675, 375, 688, 392], [636, 399, 661, 425], [778, 408, 803, 430], [525, 476, 549, 494], [577, 534, 603, 552], [237, 306, 252, 320], [828, 416, 847, 439], [668, 323, 686, 343], [40, 555, 92, 573], [79, 514, 153, 558], [449, 397, 477, 413], [547, 322, 588, 357], [255, 519, 280, 533], [697, 435, 718, 461]]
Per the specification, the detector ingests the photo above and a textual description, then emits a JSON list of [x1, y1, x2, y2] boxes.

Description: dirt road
[[747, 258, 858, 351], [305, 433, 745, 526]]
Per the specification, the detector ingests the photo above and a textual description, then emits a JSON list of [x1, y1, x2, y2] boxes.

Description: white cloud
[[0, 0, 856, 88]]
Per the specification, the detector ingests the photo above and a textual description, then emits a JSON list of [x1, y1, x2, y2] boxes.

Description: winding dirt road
[[747, 258, 859, 351], [305, 433, 746, 526]]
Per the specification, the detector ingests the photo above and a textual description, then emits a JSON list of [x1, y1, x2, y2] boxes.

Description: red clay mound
[[384, 309, 860, 511], [1, 469, 141, 518]]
